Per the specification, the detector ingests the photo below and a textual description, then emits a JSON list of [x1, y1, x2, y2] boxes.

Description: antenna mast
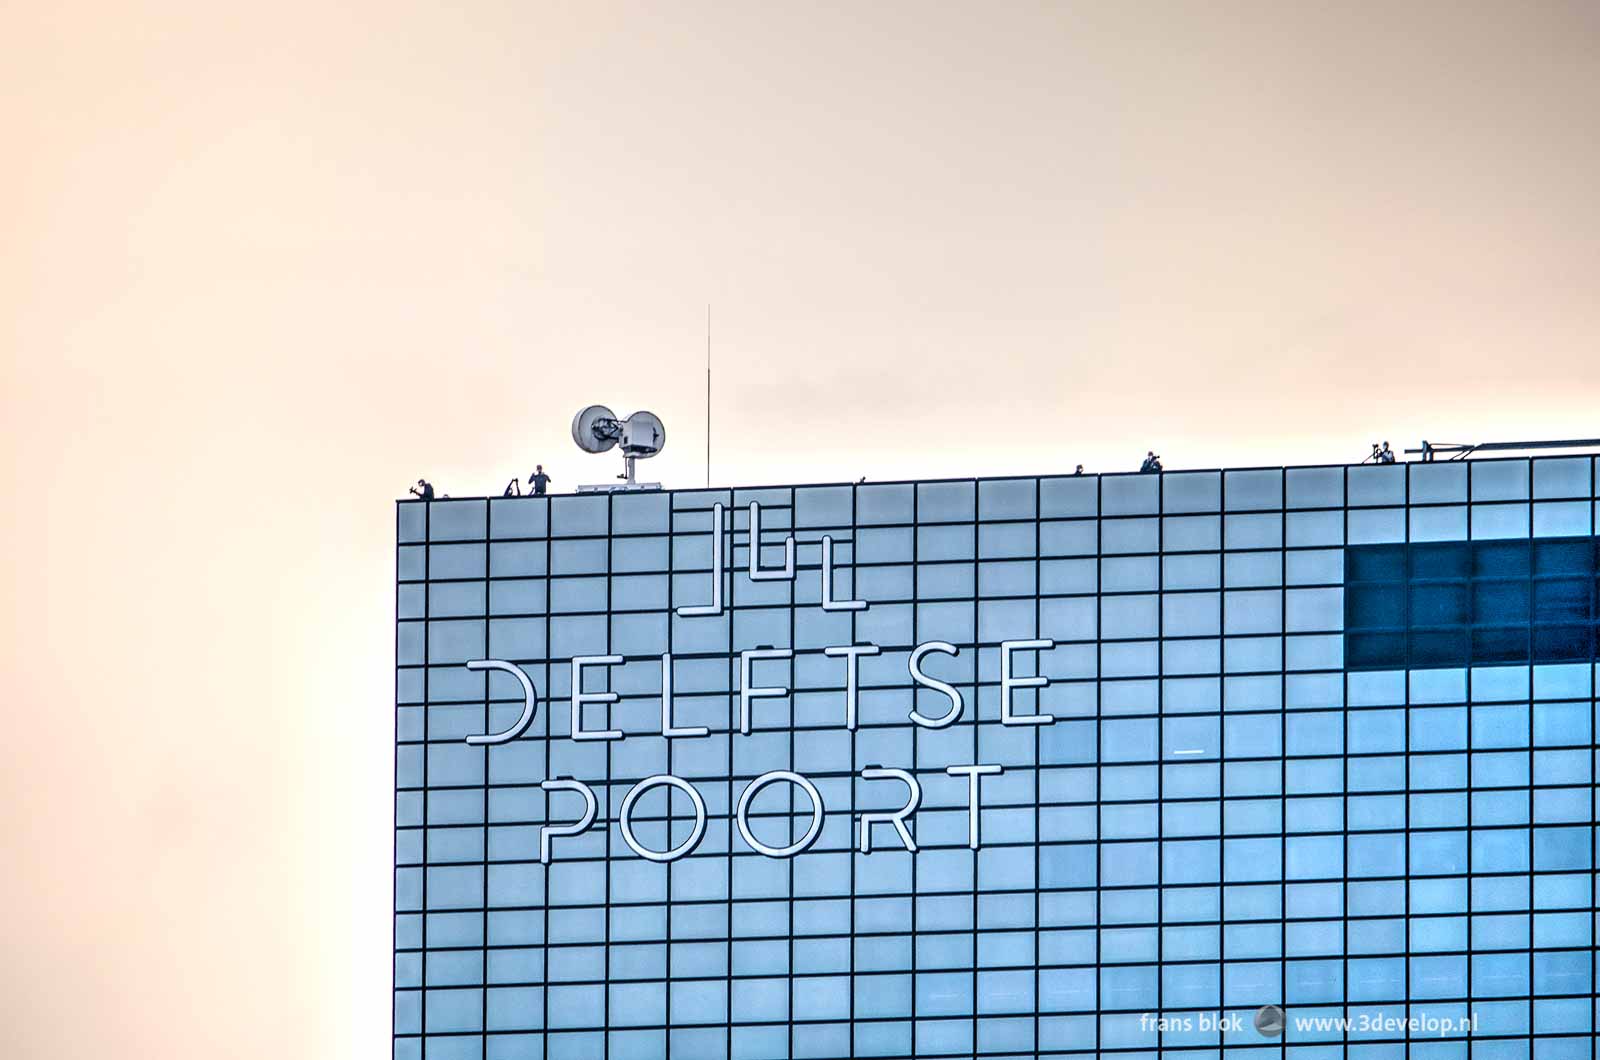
[[710, 305, 716, 493]]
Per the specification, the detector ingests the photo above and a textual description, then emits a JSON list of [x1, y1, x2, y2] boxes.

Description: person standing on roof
[[529, 465, 552, 495]]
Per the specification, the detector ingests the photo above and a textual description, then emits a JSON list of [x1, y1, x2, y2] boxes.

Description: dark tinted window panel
[[1346, 632, 1405, 670], [1346, 584, 1405, 632], [1411, 541, 1468, 580], [1347, 545, 1404, 582], [1471, 627, 1529, 665], [1473, 539, 1531, 578], [1409, 629, 1469, 668], [1533, 538, 1592, 576], [1534, 578, 1592, 623], [1410, 584, 1468, 626], [1473, 581, 1529, 625], [1344, 535, 1597, 670], [1533, 624, 1596, 663]]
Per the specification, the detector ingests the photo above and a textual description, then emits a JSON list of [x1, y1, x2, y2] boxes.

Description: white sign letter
[[823, 643, 880, 730], [570, 655, 623, 740], [859, 767, 921, 853], [538, 778, 596, 863], [464, 659, 540, 745], [739, 648, 793, 734], [747, 502, 796, 581], [1000, 639, 1055, 726], [659, 652, 709, 739], [820, 535, 866, 611], [908, 641, 963, 728], [946, 764, 1003, 849], [618, 774, 707, 862], [735, 770, 825, 858], [675, 502, 724, 617]]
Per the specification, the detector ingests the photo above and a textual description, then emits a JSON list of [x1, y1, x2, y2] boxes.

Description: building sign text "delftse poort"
[[459, 503, 1074, 865]]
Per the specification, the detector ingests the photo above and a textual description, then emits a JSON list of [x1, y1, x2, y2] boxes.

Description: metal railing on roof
[[1405, 438, 1600, 461]]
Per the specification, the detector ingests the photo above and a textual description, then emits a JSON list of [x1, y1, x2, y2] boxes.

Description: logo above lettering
[[462, 659, 539, 745], [820, 535, 866, 611], [675, 502, 725, 618], [674, 502, 871, 618], [746, 502, 796, 581]]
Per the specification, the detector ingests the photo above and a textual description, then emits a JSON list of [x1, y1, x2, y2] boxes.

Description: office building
[[395, 453, 1599, 1059]]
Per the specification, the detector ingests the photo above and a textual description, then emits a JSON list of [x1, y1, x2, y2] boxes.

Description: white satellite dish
[[572, 404, 668, 489], [571, 404, 620, 454]]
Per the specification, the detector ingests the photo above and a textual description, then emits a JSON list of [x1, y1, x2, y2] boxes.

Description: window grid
[[395, 457, 1599, 1059]]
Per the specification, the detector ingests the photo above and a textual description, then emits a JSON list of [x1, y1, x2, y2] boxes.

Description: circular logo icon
[[1254, 1004, 1286, 1037]]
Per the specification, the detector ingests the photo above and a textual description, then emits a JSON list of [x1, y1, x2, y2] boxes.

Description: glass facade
[[395, 457, 1600, 1059]]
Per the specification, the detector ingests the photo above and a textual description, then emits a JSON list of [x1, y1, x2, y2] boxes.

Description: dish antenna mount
[[572, 405, 667, 488]]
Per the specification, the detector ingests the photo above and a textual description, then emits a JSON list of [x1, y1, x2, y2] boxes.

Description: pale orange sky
[[2, 2, 1598, 1057]]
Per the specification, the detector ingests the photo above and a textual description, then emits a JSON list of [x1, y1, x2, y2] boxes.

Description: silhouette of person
[[1074, 465, 1084, 475], [1140, 451, 1162, 473], [1379, 442, 1395, 464], [410, 479, 435, 501], [529, 465, 552, 495]]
